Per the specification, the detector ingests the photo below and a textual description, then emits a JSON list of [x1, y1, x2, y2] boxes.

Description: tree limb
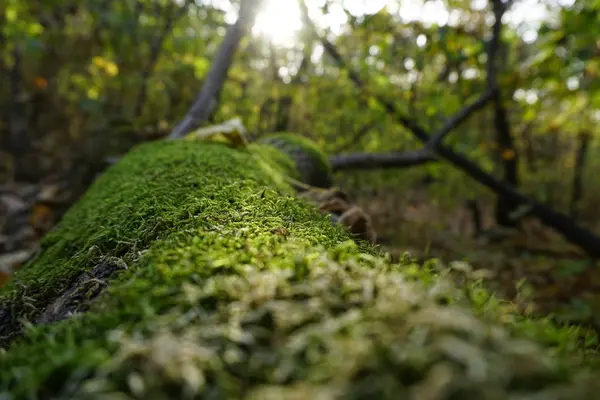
[[570, 131, 592, 219], [168, 0, 261, 139], [330, 150, 436, 171], [426, 0, 505, 149], [487, 0, 521, 227], [332, 121, 378, 152], [300, 0, 600, 257], [426, 89, 494, 150]]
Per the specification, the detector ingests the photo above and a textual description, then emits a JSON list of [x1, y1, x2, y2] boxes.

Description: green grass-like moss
[[257, 133, 334, 188], [0, 139, 599, 399]]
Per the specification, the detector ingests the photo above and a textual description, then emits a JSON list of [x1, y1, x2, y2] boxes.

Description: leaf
[[557, 260, 590, 277], [193, 58, 210, 79], [184, 118, 249, 148], [92, 56, 107, 68], [500, 148, 516, 160], [5, 7, 17, 22], [33, 76, 47, 89], [29, 203, 53, 231], [104, 61, 119, 76], [523, 107, 536, 122], [0, 249, 36, 288]]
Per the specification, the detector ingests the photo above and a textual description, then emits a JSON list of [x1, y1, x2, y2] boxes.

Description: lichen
[[0, 139, 598, 399]]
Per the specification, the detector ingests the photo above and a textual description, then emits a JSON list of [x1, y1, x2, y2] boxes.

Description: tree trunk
[[0, 136, 597, 397], [8, 45, 34, 182], [493, 91, 520, 227], [570, 131, 592, 219]]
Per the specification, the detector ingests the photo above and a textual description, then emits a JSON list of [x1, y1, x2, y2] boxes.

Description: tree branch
[[487, 0, 505, 91], [330, 150, 436, 171], [426, 89, 494, 150], [426, 0, 505, 149], [168, 0, 261, 139], [300, 0, 600, 257], [332, 121, 378, 152]]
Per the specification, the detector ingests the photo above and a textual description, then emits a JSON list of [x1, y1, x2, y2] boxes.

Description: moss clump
[[0, 140, 342, 345], [257, 133, 333, 189], [0, 138, 598, 399]]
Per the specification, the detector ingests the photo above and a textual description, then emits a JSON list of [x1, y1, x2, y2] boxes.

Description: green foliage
[[1, 2, 600, 395]]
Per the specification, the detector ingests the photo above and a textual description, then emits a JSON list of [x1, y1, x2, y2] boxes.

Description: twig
[[333, 121, 378, 152], [426, 89, 494, 150]]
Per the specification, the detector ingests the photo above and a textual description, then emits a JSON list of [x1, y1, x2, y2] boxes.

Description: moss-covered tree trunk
[[0, 138, 599, 399]]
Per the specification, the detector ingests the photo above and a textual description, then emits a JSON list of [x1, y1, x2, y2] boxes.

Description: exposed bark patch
[[0, 305, 15, 347], [0, 262, 126, 349], [36, 262, 126, 325]]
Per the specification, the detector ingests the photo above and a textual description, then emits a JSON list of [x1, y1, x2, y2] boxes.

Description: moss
[[0, 140, 340, 343], [0, 139, 599, 399], [257, 133, 333, 189]]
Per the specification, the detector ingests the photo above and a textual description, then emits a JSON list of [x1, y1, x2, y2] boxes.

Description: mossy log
[[0, 136, 599, 399]]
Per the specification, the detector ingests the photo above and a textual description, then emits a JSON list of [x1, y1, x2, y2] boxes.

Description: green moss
[[0, 139, 599, 399], [257, 133, 333, 189]]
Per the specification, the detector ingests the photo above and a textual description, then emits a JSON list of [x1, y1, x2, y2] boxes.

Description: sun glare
[[247, 0, 558, 48], [252, 0, 303, 47]]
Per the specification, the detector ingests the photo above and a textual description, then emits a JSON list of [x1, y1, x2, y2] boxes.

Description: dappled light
[[1, 0, 600, 396], [252, 0, 303, 46]]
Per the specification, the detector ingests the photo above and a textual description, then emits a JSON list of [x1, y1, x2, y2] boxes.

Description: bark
[[169, 0, 262, 139], [520, 121, 536, 173], [493, 91, 520, 227], [570, 131, 592, 219], [330, 150, 435, 171], [275, 96, 292, 131], [466, 199, 483, 237], [489, 0, 520, 227], [258, 98, 277, 133]]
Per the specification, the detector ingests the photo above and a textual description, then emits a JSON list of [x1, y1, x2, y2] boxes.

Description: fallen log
[[0, 135, 598, 398]]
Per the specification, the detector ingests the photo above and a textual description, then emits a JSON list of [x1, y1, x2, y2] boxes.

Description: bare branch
[[570, 131, 592, 219], [487, 0, 506, 91], [330, 150, 436, 171], [333, 121, 379, 152], [427, 90, 494, 150], [168, 0, 261, 139], [300, 0, 600, 257], [426, 0, 507, 149]]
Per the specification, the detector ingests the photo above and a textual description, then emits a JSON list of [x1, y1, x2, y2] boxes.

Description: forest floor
[[354, 186, 600, 339]]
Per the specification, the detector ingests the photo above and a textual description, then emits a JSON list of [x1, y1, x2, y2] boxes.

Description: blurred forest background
[[1, 0, 600, 338]]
